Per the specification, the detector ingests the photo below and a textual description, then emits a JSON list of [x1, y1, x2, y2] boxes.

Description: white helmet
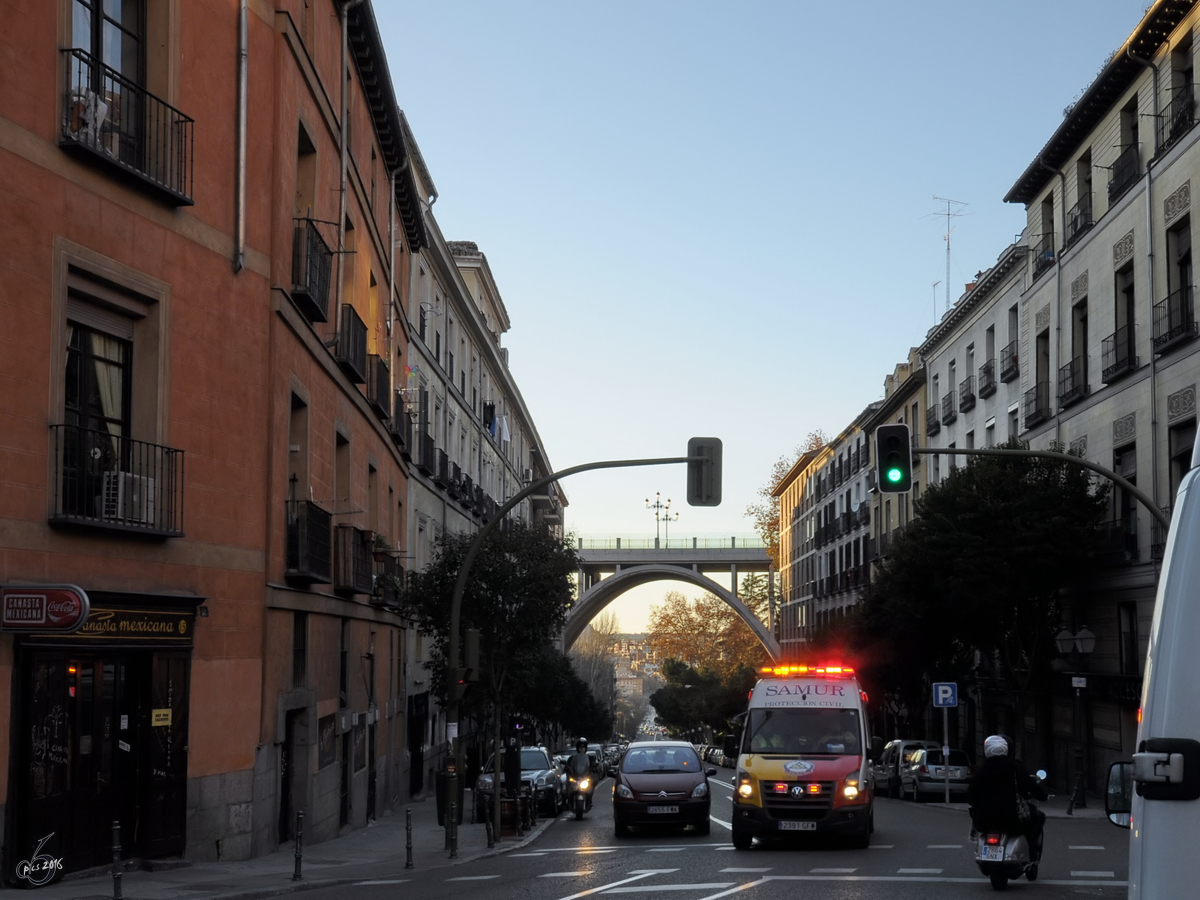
[[984, 734, 1009, 758]]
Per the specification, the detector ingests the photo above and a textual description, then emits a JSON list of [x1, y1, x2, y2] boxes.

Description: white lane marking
[[926, 844, 962, 849], [898, 868, 943, 874], [544, 845, 622, 852], [709, 814, 732, 830], [510, 852, 548, 857], [715, 846, 737, 851], [1070, 845, 1106, 850], [751, 874, 1128, 886], [578, 849, 617, 854], [1071, 870, 1116, 877], [357, 880, 409, 885], [604, 885, 735, 894], [810, 868, 856, 873], [554, 870, 678, 900], [693, 880, 769, 900], [719, 867, 771, 873], [645, 847, 685, 852], [446, 875, 501, 880], [868, 844, 895, 849], [541, 872, 592, 877]]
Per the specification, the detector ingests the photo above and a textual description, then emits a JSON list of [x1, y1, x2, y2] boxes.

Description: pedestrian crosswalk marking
[[1071, 870, 1115, 877], [541, 872, 592, 877], [897, 868, 943, 874], [719, 867, 770, 872], [604, 884, 735, 893], [645, 847, 685, 852], [1069, 845, 1105, 850], [554, 870, 678, 900], [446, 875, 501, 880], [810, 868, 856, 873]]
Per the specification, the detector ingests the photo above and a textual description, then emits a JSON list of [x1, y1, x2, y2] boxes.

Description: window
[[1116, 262, 1136, 333], [292, 611, 308, 688], [73, 0, 143, 86], [1169, 419, 1196, 499], [288, 393, 309, 495], [1118, 602, 1139, 676], [985, 423, 995, 447], [295, 124, 317, 217], [335, 432, 350, 510], [1008, 408, 1019, 440], [368, 464, 378, 533], [1114, 443, 1138, 532], [1168, 219, 1192, 296]]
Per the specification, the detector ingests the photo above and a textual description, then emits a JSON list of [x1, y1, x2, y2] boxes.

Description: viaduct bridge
[[564, 536, 780, 661]]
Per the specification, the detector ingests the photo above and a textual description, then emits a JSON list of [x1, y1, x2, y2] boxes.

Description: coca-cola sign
[[0, 585, 90, 633]]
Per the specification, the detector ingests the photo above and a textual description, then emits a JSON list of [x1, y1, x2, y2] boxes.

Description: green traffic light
[[886, 468, 902, 483]]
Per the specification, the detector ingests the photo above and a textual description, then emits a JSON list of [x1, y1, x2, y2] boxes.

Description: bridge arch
[[563, 564, 781, 661]]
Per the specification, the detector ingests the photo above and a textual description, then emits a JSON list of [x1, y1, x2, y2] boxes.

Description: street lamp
[[1055, 625, 1096, 808], [645, 492, 678, 546]]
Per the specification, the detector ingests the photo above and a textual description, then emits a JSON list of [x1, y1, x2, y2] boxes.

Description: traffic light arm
[[913, 446, 1169, 532]]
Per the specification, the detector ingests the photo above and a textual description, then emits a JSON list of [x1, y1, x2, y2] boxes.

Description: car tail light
[[918, 765, 928, 774]]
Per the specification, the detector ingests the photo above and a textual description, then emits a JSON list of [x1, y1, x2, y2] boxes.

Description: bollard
[[449, 799, 458, 859], [405, 807, 414, 869], [111, 820, 123, 900], [485, 811, 495, 849], [292, 810, 304, 881]]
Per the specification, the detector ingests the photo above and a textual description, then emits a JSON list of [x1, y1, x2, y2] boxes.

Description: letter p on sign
[[932, 682, 958, 708]]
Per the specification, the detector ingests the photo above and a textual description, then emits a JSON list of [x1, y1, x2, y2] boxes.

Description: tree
[[569, 611, 621, 715], [649, 659, 758, 740], [647, 586, 772, 679], [747, 430, 828, 568], [403, 522, 581, 834], [854, 442, 1109, 755]]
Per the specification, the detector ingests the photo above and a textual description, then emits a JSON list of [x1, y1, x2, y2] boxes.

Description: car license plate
[[779, 821, 817, 831], [647, 805, 679, 814], [981, 844, 1004, 862]]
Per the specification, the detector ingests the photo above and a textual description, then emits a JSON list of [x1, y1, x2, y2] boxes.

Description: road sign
[[932, 682, 958, 708], [1072, 676, 1087, 689]]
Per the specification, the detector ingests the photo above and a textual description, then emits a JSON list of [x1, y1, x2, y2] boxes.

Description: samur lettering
[[762, 683, 845, 697]]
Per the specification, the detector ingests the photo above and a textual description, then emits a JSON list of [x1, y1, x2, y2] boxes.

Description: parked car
[[900, 748, 973, 802], [872, 739, 940, 799], [612, 740, 714, 836], [475, 745, 563, 818]]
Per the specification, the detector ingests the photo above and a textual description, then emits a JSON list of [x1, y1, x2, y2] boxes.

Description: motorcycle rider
[[967, 734, 1048, 859], [567, 739, 593, 811]]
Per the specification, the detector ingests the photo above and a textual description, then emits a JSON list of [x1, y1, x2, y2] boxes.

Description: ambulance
[[730, 664, 877, 849]]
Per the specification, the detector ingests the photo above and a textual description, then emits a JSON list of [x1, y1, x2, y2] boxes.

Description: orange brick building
[[0, 0, 423, 877]]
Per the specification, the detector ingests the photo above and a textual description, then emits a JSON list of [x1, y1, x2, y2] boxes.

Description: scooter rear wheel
[[1026, 863, 1038, 881], [989, 872, 1008, 890]]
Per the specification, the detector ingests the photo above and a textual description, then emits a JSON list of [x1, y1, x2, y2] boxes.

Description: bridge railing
[[577, 536, 766, 550]]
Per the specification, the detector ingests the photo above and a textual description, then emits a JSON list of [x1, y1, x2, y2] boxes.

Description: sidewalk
[[26, 791, 551, 900]]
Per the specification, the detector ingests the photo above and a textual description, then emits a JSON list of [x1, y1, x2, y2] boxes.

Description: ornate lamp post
[[646, 492, 678, 546], [1055, 625, 1097, 808]]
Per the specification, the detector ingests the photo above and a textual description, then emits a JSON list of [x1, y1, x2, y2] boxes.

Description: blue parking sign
[[932, 682, 958, 708]]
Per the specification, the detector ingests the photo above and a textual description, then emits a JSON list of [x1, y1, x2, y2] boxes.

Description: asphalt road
[[292, 772, 1128, 899]]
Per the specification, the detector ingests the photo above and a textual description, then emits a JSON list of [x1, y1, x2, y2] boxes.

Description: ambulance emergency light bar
[[760, 664, 855, 676]]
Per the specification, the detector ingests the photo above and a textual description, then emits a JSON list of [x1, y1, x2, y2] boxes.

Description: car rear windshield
[[926, 750, 971, 766], [622, 746, 701, 773]]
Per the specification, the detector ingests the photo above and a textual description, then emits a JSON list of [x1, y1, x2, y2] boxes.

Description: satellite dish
[[851, 499, 861, 512]]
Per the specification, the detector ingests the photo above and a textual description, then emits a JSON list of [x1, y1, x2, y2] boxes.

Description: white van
[[1106, 449, 1200, 898]]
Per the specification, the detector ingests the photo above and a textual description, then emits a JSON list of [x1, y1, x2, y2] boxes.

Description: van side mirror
[[868, 736, 884, 762], [723, 733, 740, 758], [1106, 761, 1133, 829]]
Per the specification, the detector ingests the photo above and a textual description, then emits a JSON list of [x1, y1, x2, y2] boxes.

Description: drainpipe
[[336, 0, 367, 329], [1037, 157, 1067, 448], [1128, 46, 1161, 514], [232, 0, 248, 273]]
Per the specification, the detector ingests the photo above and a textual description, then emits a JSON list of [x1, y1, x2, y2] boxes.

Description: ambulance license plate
[[779, 821, 817, 831], [648, 805, 678, 814]]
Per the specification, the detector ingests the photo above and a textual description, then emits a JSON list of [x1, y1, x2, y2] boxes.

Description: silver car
[[474, 746, 563, 817]]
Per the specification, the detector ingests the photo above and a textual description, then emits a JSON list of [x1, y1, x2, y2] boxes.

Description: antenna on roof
[[932, 196, 968, 313]]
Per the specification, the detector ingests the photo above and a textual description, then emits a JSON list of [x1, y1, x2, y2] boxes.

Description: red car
[[612, 740, 715, 836]]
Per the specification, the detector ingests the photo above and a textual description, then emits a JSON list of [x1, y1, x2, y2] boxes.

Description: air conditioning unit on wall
[[102, 472, 156, 525]]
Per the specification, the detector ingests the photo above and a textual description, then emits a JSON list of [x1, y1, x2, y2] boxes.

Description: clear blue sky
[[378, 1, 1150, 630]]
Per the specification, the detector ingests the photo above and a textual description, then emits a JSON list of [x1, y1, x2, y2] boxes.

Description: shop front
[[5, 590, 201, 883]]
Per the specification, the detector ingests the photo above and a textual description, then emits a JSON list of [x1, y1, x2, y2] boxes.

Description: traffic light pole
[[912, 446, 1169, 532], [442, 453, 705, 847]]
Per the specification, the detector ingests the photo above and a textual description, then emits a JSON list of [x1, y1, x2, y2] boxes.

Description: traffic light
[[687, 437, 722, 506], [875, 423, 912, 492]]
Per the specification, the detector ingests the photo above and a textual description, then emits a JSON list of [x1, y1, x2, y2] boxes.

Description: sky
[[377, 1, 1153, 631]]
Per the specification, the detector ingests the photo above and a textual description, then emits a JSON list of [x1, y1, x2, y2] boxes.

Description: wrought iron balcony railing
[[1102, 324, 1139, 382], [1032, 233, 1056, 280], [389, 407, 412, 456], [335, 304, 368, 384], [435, 449, 449, 487], [1109, 143, 1140, 203], [1000, 341, 1020, 382], [334, 525, 373, 596], [417, 432, 435, 476], [978, 359, 997, 398], [49, 423, 184, 537], [925, 407, 941, 437], [291, 218, 332, 323], [1023, 381, 1052, 429], [1100, 512, 1139, 565], [367, 354, 391, 418], [959, 375, 976, 412], [1057, 356, 1087, 407], [1152, 285, 1198, 353], [941, 392, 957, 426], [1159, 83, 1196, 153], [373, 552, 405, 610], [1065, 194, 1094, 248], [60, 48, 194, 204], [285, 500, 332, 584]]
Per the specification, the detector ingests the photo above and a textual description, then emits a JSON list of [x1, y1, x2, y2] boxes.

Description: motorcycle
[[972, 769, 1047, 891], [568, 774, 593, 820]]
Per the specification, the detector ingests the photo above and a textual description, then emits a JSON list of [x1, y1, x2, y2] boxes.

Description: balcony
[[940, 393, 957, 426], [367, 354, 390, 418], [925, 407, 941, 437], [285, 500, 332, 584], [373, 552, 404, 610], [1065, 194, 1094, 248], [49, 423, 184, 537], [1023, 382, 1052, 429], [335, 304, 367, 384], [1000, 341, 1020, 382], [334, 525, 373, 596], [1108, 143, 1140, 204], [1152, 286, 1198, 353], [59, 48, 194, 204], [974, 359, 996, 399], [1158, 83, 1196, 154], [449, 463, 462, 499], [1099, 512, 1139, 566], [1057, 357, 1087, 407], [461, 474, 474, 509], [959, 376, 976, 412], [1152, 506, 1171, 560], [911, 433, 921, 468], [417, 432, 435, 476], [389, 407, 412, 456], [291, 219, 332, 323], [1102, 325, 1138, 382], [435, 449, 449, 487], [1032, 233, 1056, 280]]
